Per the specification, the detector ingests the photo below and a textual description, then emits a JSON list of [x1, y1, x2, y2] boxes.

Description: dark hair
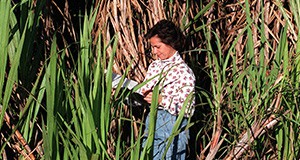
[[145, 19, 185, 52]]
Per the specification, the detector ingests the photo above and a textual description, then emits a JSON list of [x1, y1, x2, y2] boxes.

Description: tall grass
[[1, 0, 300, 159], [194, 0, 300, 159], [41, 9, 114, 159]]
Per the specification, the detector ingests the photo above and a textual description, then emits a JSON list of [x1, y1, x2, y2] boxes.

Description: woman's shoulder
[[176, 62, 195, 78]]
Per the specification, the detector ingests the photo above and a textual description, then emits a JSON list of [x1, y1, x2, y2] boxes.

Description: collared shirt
[[140, 52, 195, 117]]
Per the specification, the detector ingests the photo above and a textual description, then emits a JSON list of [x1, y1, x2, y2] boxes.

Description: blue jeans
[[142, 110, 189, 160]]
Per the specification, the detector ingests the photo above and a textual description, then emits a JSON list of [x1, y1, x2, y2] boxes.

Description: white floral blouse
[[140, 52, 195, 117]]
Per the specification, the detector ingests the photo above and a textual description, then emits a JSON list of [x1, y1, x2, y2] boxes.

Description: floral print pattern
[[140, 52, 195, 117]]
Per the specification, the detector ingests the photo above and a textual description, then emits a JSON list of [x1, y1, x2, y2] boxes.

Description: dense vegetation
[[1, 0, 299, 159]]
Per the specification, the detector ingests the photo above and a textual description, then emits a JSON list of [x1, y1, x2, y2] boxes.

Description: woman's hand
[[143, 90, 162, 104]]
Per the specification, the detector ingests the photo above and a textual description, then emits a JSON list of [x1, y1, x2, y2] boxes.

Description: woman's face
[[149, 35, 176, 60]]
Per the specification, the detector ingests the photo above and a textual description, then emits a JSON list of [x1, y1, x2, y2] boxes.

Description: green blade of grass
[[44, 35, 59, 159], [0, 0, 11, 104], [0, 8, 27, 130]]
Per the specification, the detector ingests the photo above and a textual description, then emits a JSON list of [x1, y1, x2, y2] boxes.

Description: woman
[[141, 19, 195, 159]]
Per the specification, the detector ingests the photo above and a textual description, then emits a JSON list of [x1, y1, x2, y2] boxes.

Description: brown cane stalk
[[0, 105, 35, 160], [225, 114, 281, 160]]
